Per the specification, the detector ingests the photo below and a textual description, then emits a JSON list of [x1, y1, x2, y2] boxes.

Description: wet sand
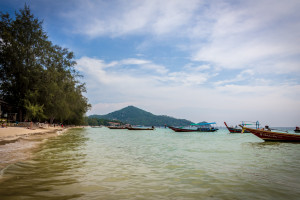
[[0, 127, 68, 170], [0, 127, 64, 143]]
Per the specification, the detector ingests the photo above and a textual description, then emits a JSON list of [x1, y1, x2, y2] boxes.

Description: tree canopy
[[84, 117, 124, 126], [0, 5, 90, 124]]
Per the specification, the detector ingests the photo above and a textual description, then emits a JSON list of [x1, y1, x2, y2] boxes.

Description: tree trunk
[[19, 109, 23, 122], [50, 116, 55, 124]]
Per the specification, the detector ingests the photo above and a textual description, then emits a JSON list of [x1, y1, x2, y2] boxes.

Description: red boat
[[224, 122, 249, 133], [240, 125, 300, 142], [295, 126, 300, 133]]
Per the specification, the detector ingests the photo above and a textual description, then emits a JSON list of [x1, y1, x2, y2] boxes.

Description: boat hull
[[168, 126, 217, 132], [168, 126, 198, 132], [127, 127, 154, 130], [241, 126, 300, 142], [108, 126, 127, 129], [224, 122, 249, 133]]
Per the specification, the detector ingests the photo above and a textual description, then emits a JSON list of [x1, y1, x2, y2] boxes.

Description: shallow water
[[0, 127, 299, 200]]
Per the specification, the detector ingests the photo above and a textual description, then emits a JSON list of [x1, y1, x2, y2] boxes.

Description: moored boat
[[107, 126, 127, 129], [169, 122, 218, 132], [224, 122, 249, 133], [240, 125, 300, 142], [168, 126, 199, 132], [127, 126, 154, 130]]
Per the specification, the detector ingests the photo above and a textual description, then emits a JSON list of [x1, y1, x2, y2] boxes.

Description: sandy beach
[[0, 126, 64, 144], [0, 126, 69, 170]]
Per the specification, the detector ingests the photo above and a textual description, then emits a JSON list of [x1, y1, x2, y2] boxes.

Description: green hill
[[89, 106, 193, 126]]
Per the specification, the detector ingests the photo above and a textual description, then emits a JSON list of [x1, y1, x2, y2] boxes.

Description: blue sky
[[1, 0, 300, 126]]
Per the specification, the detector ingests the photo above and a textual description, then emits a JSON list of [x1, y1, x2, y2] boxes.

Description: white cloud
[[184, 64, 211, 72], [215, 69, 254, 86], [121, 58, 150, 65], [141, 64, 168, 74], [66, 0, 201, 37], [106, 58, 169, 74], [165, 71, 209, 86], [76, 57, 209, 89], [191, 0, 300, 73]]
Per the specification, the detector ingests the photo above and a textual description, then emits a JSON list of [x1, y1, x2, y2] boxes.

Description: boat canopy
[[190, 122, 216, 126]]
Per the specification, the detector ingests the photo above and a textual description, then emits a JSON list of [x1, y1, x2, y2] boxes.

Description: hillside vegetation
[[89, 106, 193, 126]]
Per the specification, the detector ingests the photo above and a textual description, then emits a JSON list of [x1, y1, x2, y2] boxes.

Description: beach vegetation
[[85, 117, 124, 126]]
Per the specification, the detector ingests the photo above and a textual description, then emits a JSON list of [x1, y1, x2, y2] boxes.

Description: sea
[[0, 127, 299, 200]]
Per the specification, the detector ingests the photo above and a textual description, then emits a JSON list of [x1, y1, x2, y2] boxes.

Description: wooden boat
[[240, 125, 300, 142], [224, 122, 249, 133], [168, 126, 199, 132], [295, 126, 300, 133], [127, 126, 154, 130], [107, 126, 127, 129], [168, 124, 218, 132]]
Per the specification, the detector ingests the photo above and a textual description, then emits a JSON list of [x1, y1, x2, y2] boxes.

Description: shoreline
[[0, 127, 65, 145], [0, 126, 71, 171]]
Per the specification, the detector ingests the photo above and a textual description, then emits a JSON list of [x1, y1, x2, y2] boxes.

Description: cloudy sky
[[1, 0, 300, 126]]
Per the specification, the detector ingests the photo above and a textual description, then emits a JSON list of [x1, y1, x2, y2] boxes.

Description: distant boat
[[169, 122, 218, 132], [295, 126, 300, 133], [107, 126, 127, 129], [224, 122, 249, 133], [168, 126, 199, 132], [127, 126, 154, 130], [240, 125, 300, 142]]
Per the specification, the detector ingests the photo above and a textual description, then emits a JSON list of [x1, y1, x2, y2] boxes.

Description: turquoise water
[[0, 127, 300, 199]]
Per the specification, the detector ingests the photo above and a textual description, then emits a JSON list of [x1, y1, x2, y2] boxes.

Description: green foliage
[[24, 100, 45, 121], [89, 106, 193, 126], [0, 5, 90, 124], [84, 117, 124, 126]]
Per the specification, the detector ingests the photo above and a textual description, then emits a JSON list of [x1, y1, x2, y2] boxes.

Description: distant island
[[88, 106, 193, 126]]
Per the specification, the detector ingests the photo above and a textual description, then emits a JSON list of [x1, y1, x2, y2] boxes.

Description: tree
[[0, 5, 90, 124], [0, 5, 49, 108]]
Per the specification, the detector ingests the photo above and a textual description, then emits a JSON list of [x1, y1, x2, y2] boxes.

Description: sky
[[1, 0, 300, 127]]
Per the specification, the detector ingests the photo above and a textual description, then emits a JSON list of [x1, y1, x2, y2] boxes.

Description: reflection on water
[[245, 141, 282, 148], [0, 127, 299, 200]]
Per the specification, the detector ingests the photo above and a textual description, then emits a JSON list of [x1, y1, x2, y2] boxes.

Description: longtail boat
[[169, 122, 218, 132], [224, 122, 249, 133], [108, 126, 127, 129], [240, 125, 300, 142], [168, 126, 199, 132], [127, 126, 154, 130]]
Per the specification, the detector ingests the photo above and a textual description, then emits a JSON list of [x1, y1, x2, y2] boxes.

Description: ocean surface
[[0, 127, 299, 200]]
